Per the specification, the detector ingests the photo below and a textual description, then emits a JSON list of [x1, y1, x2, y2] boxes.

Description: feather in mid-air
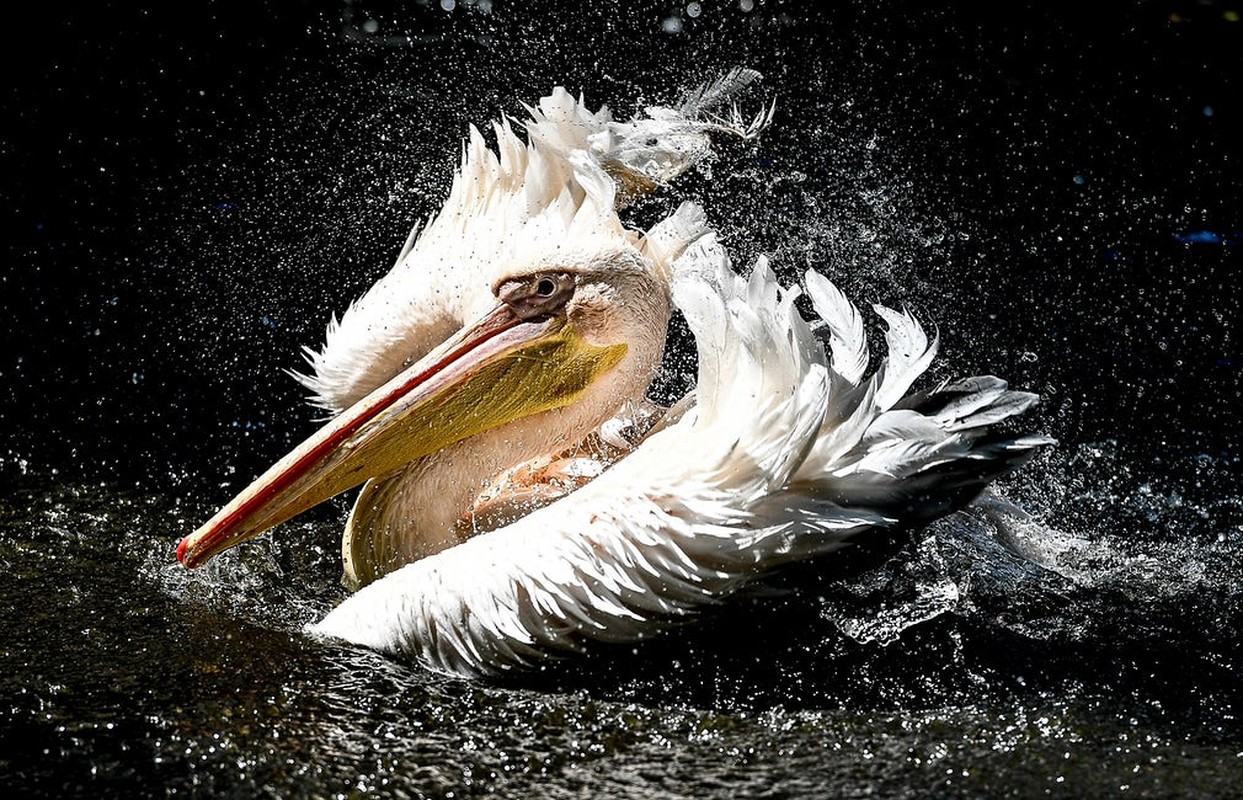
[[177, 70, 1051, 677]]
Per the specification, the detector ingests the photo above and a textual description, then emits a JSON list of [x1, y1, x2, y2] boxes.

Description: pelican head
[[177, 79, 744, 590], [176, 246, 670, 578]]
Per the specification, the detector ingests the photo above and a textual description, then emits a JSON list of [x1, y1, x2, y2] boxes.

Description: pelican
[[177, 72, 1051, 677]]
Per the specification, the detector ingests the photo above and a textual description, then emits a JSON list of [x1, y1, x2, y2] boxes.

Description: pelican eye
[[497, 272, 575, 321]]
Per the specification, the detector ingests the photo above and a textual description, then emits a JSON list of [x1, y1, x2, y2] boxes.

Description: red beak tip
[[175, 536, 190, 566]]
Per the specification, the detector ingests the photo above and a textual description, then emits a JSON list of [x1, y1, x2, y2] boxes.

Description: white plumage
[[297, 70, 768, 416], [181, 73, 1049, 678], [310, 242, 1049, 677]]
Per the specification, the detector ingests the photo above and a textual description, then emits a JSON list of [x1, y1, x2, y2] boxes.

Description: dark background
[[2, 3, 1242, 795], [3, 0, 1240, 494]]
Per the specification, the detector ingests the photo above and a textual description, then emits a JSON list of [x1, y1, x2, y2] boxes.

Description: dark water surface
[[4, 2, 1242, 797], [4, 448, 1242, 797]]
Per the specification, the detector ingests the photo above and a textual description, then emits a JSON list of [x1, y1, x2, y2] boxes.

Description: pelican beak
[[176, 299, 626, 569]]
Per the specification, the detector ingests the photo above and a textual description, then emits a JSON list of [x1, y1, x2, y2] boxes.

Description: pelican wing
[[297, 76, 767, 415], [309, 239, 1050, 677], [186, 76, 1049, 678], [296, 90, 628, 415]]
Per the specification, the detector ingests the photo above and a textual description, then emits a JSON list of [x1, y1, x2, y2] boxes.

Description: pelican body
[[177, 72, 1050, 677]]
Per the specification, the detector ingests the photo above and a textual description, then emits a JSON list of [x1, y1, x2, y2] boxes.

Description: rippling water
[[6, 2, 1241, 797], [3, 438, 1241, 797]]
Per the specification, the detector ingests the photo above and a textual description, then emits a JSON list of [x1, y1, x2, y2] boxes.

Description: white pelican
[[177, 73, 1050, 677]]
